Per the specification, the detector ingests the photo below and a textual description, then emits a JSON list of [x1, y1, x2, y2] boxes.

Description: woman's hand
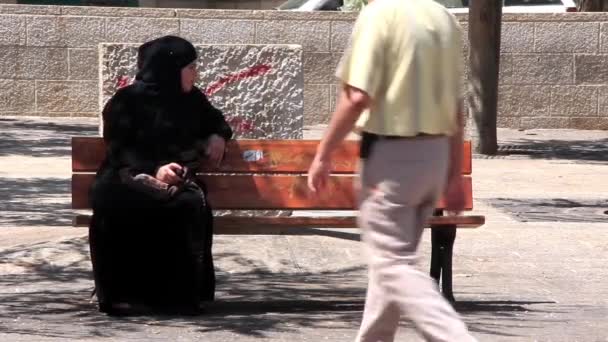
[[206, 134, 226, 167], [155, 163, 184, 185]]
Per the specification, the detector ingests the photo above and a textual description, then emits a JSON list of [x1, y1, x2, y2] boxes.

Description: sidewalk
[[0, 116, 607, 341]]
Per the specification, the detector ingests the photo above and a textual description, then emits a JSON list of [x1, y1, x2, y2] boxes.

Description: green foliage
[[341, 0, 368, 11]]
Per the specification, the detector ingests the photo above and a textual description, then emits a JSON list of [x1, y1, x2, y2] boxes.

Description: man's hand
[[307, 157, 331, 193], [155, 163, 184, 185], [206, 134, 226, 167], [444, 175, 466, 213]]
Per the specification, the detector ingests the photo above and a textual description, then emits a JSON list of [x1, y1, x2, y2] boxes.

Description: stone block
[[520, 117, 571, 129], [0, 80, 35, 112], [303, 84, 330, 125], [0, 4, 60, 15], [498, 85, 551, 117], [61, 6, 175, 18], [600, 23, 608, 53], [303, 52, 341, 83], [27, 16, 105, 47], [256, 20, 330, 52], [575, 55, 608, 85], [262, 10, 358, 21], [100, 44, 303, 139], [496, 116, 521, 129], [512, 54, 574, 85], [0, 15, 26, 46], [535, 22, 599, 53], [330, 83, 339, 112], [597, 87, 608, 116], [501, 22, 534, 53], [550, 86, 598, 117], [570, 117, 608, 130], [105, 17, 179, 43], [37, 81, 98, 113], [330, 21, 353, 52], [69, 49, 98, 80], [180, 19, 255, 45], [0, 47, 67, 79], [499, 54, 513, 85], [176, 9, 264, 20]]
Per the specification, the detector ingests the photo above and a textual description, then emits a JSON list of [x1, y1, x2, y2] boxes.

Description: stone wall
[[1, 4, 608, 130]]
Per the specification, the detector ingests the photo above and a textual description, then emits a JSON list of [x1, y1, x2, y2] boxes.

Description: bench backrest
[[72, 137, 473, 211]]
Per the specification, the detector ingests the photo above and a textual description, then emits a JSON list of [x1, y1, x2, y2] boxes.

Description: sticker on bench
[[243, 150, 264, 162]]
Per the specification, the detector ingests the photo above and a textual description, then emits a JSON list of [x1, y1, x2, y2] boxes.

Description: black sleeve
[[102, 90, 157, 175], [198, 90, 233, 141]]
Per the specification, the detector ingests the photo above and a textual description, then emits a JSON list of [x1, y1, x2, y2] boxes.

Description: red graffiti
[[116, 75, 132, 89], [226, 116, 255, 134], [205, 64, 272, 96]]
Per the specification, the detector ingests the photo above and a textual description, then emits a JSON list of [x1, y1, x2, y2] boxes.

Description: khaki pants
[[355, 137, 475, 342]]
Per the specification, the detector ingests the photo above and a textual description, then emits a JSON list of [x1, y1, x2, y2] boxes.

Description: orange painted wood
[[74, 215, 485, 230], [72, 174, 474, 210], [72, 137, 472, 175]]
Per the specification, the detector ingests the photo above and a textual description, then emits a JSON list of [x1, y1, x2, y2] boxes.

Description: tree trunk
[[467, 0, 502, 155], [577, 0, 608, 11]]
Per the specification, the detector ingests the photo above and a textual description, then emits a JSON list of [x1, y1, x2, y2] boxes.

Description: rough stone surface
[[101, 44, 303, 139], [0, 47, 67, 80], [176, 9, 264, 19], [600, 23, 608, 53], [330, 83, 339, 112], [570, 117, 608, 130], [256, 20, 330, 52], [330, 21, 353, 52], [37, 81, 98, 113], [501, 22, 534, 53], [575, 55, 608, 85], [535, 22, 599, 53], [499, 54, 513, 85], [105, 18, 179, 43], [0, 4, 60, 15], [512, 54, 574, 85], [520, 116, 571, 129], [26, 16, 105, 48], [0, 80, 35, 112], [303, 52, 340, 83], [598, 87, 608, 116], [68, 49, 98, 80], [498, 85, 551, 117], [0, 15, 26, 46], [180, 19, 255, 45], [263, 10, 358, 21], [61, 6, 175, 18], [550, 86, 599, 117], [496, 115, 521, 128], [303, 84, 330, 125]]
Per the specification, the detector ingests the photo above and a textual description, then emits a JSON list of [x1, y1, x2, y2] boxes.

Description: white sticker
[[243, 150, 264, 162]]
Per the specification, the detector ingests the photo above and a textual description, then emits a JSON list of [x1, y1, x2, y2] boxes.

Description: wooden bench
[[72, 137, 484, 301]]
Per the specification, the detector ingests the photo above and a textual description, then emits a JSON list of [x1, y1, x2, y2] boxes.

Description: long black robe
[[89, 36, 232, 315]]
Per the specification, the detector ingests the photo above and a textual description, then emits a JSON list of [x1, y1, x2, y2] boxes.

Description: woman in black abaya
[[89, 36, 232, 315]]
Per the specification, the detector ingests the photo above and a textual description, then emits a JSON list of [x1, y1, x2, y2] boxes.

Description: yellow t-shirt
[[336, 0, 464, 137]]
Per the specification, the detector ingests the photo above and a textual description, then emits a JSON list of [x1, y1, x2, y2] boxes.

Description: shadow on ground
[[495, 137, 608, 163], [0, 237, 564, 340], [0, 118, 97, 157]]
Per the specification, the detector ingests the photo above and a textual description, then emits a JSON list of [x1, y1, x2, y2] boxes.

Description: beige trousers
[[355, 137, 475, 342]]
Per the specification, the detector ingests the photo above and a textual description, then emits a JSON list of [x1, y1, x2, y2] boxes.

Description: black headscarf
[[134, 36, 197, 97]]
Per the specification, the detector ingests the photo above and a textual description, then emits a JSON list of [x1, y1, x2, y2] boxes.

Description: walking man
[[307, 0, 476, 340]]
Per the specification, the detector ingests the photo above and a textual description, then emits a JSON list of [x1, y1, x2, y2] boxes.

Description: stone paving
[[0, 116, 607, 341]]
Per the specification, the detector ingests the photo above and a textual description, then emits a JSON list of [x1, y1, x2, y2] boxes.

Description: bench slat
[[74, 215, 485, 230], [72, 174, 473, 210], [72, 137, 472, 175]]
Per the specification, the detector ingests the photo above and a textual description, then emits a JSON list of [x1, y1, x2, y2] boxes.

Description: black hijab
[[134, 36, 197, 98]]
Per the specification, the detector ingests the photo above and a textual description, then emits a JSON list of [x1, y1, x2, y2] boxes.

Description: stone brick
[[575, 55, 608, 85], [0, 4, 60, 15], [27, 16, 105, 47], [105, 18, 179, 43], [0, 80, 35, 112], [499, 54, 513, 85], [256, 20, 330, 52], [597, 87, 608, 116], [498, 85, 551, 117], [61, 6, 175, 18], [0, 47, 67, 79], [520, 117, 571, 129], [600, 23, 608, 53], [69, 49, 98, 80], [535, 22, 599, 53], [0, 15, 26, 46], [330, 83, 339, 112], [180, 19, 255, 45], [496, 116, 521, 129], [570, 117, 608, 130], [176, 9, 264, 20], [304, 84, 330, 125], [330, 21, 353, 52], [263, 10, 358, 21], [303, 53, 340, 83], [512, 54, 574, 85], [501, 22, 534, 53], [37, 81, 98, 113], [550, 86, 598, 117]]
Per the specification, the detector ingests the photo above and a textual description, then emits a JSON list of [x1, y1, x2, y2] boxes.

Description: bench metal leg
[[430, 210, 457, 303]]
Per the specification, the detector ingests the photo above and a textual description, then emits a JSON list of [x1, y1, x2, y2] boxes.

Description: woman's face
[[181, 62, 198, 92]]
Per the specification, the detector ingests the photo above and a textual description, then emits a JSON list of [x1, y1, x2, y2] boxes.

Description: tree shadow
[[0, 118, 97, 157], [495, 138, 608, 163], [486, 198, 608, 223]]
